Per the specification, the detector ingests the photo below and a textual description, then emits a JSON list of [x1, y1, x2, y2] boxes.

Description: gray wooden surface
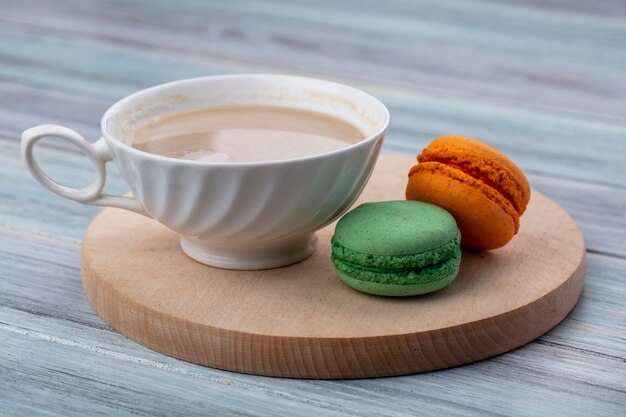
[[1, 0, 625, 415]]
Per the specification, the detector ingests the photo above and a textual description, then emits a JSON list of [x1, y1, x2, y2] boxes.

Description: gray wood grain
[[1, 226, 625, 416], [2, 0, 625, 120], [1, 232, 624, 416], [1, 0, 625, 415], [2, 321, 624, 417]]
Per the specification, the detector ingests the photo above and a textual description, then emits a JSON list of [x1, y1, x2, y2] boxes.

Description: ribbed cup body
[[101, 74, 389, 268], [111, 138, 382, 245]]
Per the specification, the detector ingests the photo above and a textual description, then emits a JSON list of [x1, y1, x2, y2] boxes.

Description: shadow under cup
[[106, 75, 389, 269]]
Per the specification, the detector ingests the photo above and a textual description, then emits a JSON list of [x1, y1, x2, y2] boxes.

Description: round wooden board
[[81, 155, 586, 379]]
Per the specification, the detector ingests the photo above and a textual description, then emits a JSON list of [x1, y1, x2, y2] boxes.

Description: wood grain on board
[[80, 156, 586, 378]]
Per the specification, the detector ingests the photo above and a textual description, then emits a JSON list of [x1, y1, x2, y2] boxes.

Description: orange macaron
[[406, 136, 531, 250]]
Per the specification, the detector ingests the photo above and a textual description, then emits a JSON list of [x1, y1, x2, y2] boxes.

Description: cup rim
[[100, 74, 390, 166]]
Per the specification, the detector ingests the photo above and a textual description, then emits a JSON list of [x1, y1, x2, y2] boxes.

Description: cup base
[[180, 234, 318, 270]]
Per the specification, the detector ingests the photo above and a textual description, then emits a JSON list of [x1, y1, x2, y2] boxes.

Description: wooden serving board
[[81, 155, 585, 379]]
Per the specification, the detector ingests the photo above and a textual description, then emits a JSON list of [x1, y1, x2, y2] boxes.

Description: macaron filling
[[417, 139, 530, 215], [409, 162, 520, 231], [331, 232, 460, 270], [331, 232, 461, 285], [421, 157, 520, 212], [332, 250, 460, 285]]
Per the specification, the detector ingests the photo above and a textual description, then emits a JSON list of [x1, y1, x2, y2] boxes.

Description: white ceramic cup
[[21, 74, 389, 269]]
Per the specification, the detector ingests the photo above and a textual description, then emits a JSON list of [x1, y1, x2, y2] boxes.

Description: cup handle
[[21, 125, 150, 216]]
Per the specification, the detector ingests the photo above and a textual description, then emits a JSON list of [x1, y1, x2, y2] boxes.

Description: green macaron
[[331, 200, 461, 296]]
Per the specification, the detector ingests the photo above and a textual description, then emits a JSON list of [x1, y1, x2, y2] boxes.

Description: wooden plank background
[[1, 0, 625, 415]]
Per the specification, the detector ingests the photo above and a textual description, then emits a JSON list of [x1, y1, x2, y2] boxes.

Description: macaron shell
[[332, 200, 459, 255], [335, 268, 458, 297], [407, 162, 516, 250], [330, 200, 462, 296], [418, 136, 531, 215]]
